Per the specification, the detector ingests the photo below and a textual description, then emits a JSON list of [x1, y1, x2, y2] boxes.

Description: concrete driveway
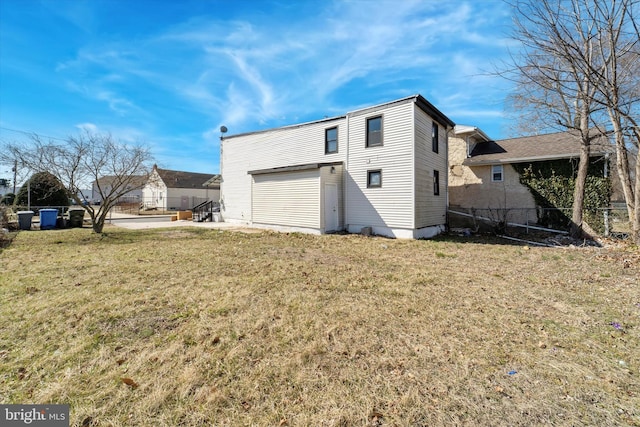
[[106, 212, 252, 231]]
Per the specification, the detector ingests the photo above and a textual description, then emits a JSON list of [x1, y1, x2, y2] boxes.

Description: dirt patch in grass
[[1, 226, 639, 426]]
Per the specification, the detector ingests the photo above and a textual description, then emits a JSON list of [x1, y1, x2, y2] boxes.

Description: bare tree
[[504, 0, 607, 238], [581, 0, 640, 243], [1, 132, 154, 233]]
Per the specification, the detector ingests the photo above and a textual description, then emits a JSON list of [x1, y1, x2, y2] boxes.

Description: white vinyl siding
[[252, 169, 320, 228], [221, 118, 345, 223], [414, 104, 448, 228], [346, 100, 415, 229]]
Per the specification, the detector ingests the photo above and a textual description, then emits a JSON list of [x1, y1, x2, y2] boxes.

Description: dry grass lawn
[[1, 226, 639, 426]]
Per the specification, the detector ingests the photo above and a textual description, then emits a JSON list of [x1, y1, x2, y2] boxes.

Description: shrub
[[16, 172, 69, 207]]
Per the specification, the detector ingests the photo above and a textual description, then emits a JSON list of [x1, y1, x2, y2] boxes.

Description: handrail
[[192, 200, 220, 222]]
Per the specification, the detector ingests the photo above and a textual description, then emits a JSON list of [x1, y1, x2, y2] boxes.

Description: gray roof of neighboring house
[[154, 166, 217, 189], [94, 175, 147, 188], [463, 130, 613, 166]]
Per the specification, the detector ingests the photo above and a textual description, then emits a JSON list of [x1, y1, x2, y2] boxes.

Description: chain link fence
[[113, 196, 211, 215], [449, 206, 631, 239]]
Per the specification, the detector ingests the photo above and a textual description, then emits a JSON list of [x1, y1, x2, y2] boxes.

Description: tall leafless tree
[[504, 0, 609, 238], [1, 132, 154, 233], [580, 0, 640, 243]]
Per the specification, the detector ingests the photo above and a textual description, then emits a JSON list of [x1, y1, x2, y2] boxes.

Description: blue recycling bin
[[39, 208, 58, 230]]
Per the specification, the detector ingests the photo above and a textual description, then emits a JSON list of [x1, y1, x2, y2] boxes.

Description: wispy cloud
[[19, 0, 515, 169]]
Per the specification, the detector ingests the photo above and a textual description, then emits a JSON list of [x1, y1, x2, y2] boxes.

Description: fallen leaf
[[121, 377, 139, 389], [369, 409, 384, 420], [81, 416, 94, 427]]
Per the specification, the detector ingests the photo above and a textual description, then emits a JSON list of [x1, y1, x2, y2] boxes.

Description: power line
[[0, 126, 68, 142]]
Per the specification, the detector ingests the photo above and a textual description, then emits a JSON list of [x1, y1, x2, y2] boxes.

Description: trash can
[[17, 211, 35, 231], [39, 208, 58, 230], [68, 209, 85, 228]]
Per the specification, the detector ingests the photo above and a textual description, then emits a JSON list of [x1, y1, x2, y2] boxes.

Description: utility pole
[[12, 160, 17, 194]]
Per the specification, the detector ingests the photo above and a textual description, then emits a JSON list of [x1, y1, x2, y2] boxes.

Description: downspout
[[445, 126, 450, 230], [344, 113, 350, 231], [219, 136, 224, 218]]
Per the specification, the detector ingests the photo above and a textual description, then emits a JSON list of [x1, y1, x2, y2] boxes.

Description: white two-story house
[[220, 94, 455, 239]]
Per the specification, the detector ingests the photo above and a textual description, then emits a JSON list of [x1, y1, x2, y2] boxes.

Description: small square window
[[432, 122, 439, 153], [366, 116, 382, 147], [492, 164, 503, 182], [367, 170, 382, 188], [325, 127, 338, 154], [433, 170, 440, 195]]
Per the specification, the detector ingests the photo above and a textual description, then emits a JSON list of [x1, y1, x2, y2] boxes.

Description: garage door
[[252, 169, 320, 228]]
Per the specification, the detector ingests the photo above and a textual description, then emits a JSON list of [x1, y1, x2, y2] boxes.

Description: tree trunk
[[634, 138, 640, 245], [92, 212, 107, 234], [607, 109, 635, 230], [571, 140, 591, 238]]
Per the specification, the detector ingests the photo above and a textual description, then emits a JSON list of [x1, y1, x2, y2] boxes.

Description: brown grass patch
[[1, 226, 639, 426]]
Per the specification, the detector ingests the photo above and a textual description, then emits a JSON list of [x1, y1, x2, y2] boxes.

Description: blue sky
[[1, 0, 515, 175]]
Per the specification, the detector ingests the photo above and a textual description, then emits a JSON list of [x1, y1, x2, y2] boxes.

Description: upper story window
[[325, 127, 338, 154], [432, 122, 439, 153], [366, 116, 383, 147], [491, 164, 504, 182], [433, 170, 440, 195], [367, 170, 382, 188]]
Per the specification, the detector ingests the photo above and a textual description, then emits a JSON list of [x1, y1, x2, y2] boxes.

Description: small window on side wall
[[432, 122, 439, 153], [367, 170, 382, 188], [366, 116, 382, 147], [492, 164, 503, 182], [325, 127, 338, 154], [433, 170, 440, 195]]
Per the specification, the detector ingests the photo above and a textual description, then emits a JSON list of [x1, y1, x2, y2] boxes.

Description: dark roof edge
[[248, 161, 343, 175], [414, 94, 456, 128]]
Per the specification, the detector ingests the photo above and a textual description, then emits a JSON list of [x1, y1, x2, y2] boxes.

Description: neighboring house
[[220, 94, 455, 239], [142, 165, 219, 211], [448, 126, 612, 224], [92, 175, 146, 204]]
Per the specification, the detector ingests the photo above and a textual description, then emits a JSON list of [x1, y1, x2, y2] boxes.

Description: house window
[[366, 116, 382, 147], [432, 122, 439, 153], [325, 127, 338, 154], [492, 164, 503, 182], [433, 170, 440, 195], [367, 170, 382, 188]]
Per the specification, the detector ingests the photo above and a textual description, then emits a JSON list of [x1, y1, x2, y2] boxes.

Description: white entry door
[[324, 183, 339, 232]]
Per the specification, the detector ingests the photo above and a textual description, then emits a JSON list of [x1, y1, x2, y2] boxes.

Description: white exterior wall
[[221, 117, 345, 223], [345, 100, 415, 236], [221, 96, 451, 238], [142, 170, 168, 209], [165, 187, 219, 210], [252, 169, 320, 228], [414, 104, 448, 228]]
